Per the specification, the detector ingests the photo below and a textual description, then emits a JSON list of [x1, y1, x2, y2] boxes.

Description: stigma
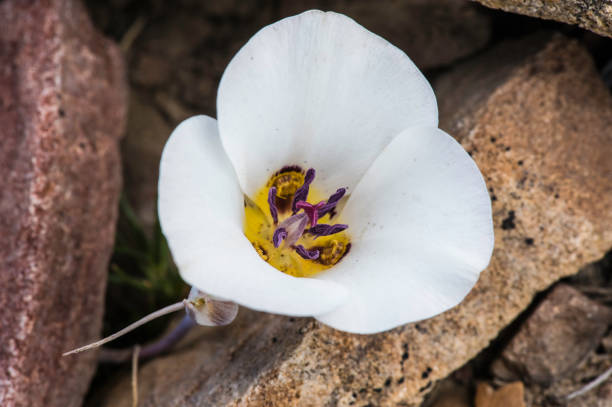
[[244, 167, 351, 277]]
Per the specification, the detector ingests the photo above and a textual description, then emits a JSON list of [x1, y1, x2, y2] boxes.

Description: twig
[[120, 16, 147, 53], [575, 285, 612, 295], [566, 364, 612, 400], [132, 345, 140, 407], [63, 301, 185, 356], [98, 315, 196, 363]]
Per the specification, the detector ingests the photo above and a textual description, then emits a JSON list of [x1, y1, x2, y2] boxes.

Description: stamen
[[246, 165, 352, 276], [268, 186, 278, 224], [308, 223, 348, 238], [295, 200, 325, 227], [295, 245, 320, 260], [292, 168, 315, 213], [318, 187, 346, 217], [273, 228, 287, 248]]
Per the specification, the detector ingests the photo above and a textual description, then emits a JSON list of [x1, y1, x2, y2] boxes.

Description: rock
[[602, 334, 612, 353], [99, 34, 612, 407], [121, 89, 196, 229], [281, 0, 492, 70], [596, 380, 612, 401], [474, 382, 525, 407], [0, 0, 126, 406], [491, 284, 612, 385], [426, 381, 471, 407], [522, 336, 612, 406], [521, 255, 612, 405], [196, 0, 259, 18], [124, 7, 266, 226], [474, 0, 612, 39], [121, 92, 172, 229]]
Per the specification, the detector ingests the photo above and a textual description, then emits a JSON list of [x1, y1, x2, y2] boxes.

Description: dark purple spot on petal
[[273, 228, 287, 248], [295, 245, 320, 260], [268, 187, 278, 224], [276, 165, 303, 175]]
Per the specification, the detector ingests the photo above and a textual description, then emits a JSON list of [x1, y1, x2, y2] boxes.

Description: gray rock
[[474, 0, 612, 38]]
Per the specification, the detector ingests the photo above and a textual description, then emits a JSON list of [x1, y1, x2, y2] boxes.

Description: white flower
[[158, 10, 494, 334]]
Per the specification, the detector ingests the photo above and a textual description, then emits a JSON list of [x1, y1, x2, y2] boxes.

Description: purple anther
[[295, 200, 325, 227], [318, 187, 347, 217], [295, 245, 320, 260], [273, 228, 287, 248], [308, 223, 348, 238], [291, 168, 315, 213], [268, 186, 278, 224]]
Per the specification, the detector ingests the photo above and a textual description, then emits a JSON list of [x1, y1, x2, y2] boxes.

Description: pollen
[[243, 167, 350, 277]]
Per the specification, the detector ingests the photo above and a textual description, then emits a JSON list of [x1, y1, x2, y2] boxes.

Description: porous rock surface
[[0, 0, 126, 406], [100, 34, 611, 407], [473, 0, 612, 38]]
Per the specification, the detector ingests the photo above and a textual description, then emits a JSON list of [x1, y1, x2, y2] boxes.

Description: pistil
[[295, 200, 325, 226]]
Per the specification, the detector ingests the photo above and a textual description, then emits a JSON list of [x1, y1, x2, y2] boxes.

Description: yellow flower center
[[243, 167, 351, 277]]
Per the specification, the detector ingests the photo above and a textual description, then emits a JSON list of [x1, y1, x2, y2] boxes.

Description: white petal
[[315, 127, 494, 334], [217, 10, 437, 198], [158, 115, 348, 316]]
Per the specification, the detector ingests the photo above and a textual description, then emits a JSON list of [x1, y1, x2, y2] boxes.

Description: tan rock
[[99, 35, 612, 407], [473, 0, 612, 38], [0, 0, 127, 406], [475, 382, 525, 407]]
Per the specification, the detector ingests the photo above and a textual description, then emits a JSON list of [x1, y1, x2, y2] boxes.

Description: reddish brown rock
[[0, 0, 126, 406], [98, 34, 611, 407], [521, 330, 612, 406], [491, 284, 612, 385], [475, 382, 526, 407]]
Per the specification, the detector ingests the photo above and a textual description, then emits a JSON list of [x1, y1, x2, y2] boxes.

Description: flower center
[[243, 166, 351, 277]]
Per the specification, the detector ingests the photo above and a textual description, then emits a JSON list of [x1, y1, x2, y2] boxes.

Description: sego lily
[[158, 10, 494, 334], [66, 10, 494, 358]]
